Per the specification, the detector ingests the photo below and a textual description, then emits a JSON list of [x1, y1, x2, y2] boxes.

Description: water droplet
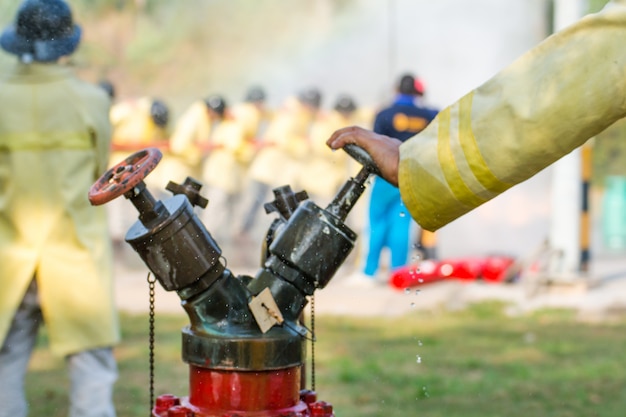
[[404, 288, 411, 295], [399, 211, 406, 217], [418, 340, 423, 346], [416, 355, 422, 364], [410, 302, 415, 308], [415, 289, 421, 295]]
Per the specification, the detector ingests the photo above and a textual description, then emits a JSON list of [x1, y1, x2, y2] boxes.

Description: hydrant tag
[[249, 288, 284, 333]]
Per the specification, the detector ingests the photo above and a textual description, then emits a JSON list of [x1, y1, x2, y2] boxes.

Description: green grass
[[25, 302, 626, 416]]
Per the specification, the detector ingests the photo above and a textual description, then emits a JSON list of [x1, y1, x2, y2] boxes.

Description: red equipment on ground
[[389, 255, 516, 290]]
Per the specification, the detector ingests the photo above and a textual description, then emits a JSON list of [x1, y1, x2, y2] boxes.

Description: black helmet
[[0, 0, 81, 62], [334, 94, 357, 114], [398, 73, 424, 96], [204, 95, 227, 117], [98, 79, 115, 100], [298, 87, 322, 109], [150, 99, 169, 128], [245, 86, 266, 103]]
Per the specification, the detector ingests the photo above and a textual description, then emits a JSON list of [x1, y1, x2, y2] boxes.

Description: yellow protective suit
[[0, 62, 119, 356], [201, 118, 251, 194], [109, 97, 169, 162], [230, 101, 270, 145], [168, 100, 212, 181], [400, 0, 626, 231], [247, 97, 315, 189], [299, 110, 358, 201], [108, 97, 170, 188]]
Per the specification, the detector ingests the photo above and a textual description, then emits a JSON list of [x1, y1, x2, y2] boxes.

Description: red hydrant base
[[152, 366, 334, 416]]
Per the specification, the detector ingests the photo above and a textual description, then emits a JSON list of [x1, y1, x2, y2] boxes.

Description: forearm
[[400, 3, 626, 231]]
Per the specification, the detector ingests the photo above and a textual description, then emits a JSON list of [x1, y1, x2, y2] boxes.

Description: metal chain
[[147, 272, 157, 414], [310, 293, 316, 391]]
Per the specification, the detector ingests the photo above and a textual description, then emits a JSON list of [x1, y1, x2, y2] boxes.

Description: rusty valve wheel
[[88, 147, 163, 206]]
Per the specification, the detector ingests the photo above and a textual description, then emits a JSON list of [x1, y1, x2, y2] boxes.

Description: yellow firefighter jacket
[[298, 110, 357, 200], [168, 100, 212, 180], [230, 102, 268, 143], [108, 97, 169, 164], [201, 118, 251, 193], [399, 0, 626, 231], [0, 62, 120, 356], [247, 97, 314, 188]]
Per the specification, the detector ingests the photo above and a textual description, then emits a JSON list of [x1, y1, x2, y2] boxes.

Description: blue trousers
[[364, 177, 412, 277]]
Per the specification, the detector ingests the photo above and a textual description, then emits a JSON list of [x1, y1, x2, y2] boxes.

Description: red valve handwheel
[[88, 147, 162, 206]]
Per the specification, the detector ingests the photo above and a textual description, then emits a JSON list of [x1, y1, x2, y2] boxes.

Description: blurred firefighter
[[0, 1, 119, 416], [110, 97, 170, 183], [168, 95, 216, 183], [349, 73, 438, 286], [230, 85, 272, 147], [229, 86, 273, 215], [200, 95, 254, 246], [298, 94, 361, 206], [109, 97, 170, 162], [239, 87, 323, 241]]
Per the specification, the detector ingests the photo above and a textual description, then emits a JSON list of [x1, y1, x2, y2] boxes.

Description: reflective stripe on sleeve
[[0, 131, 93, 151]]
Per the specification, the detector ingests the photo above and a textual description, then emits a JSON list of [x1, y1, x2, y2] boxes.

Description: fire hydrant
[[88, 145, 380, 416]]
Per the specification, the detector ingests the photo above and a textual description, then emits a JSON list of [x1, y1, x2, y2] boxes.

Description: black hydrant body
[[88, 146, 376, 416]]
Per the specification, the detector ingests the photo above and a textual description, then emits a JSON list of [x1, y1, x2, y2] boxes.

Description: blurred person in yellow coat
[[167, 96, 215, 183], [200, 95, 253, 245], [327, 0, 626, 234], [109, 97, 170, 161], [239, 88, 322, 239], [0, 1, 119, 416], [228, 86, 272, 191], [230, 86, 272, 146], [110, 98, 170, 187], [298, 94, 360, 207]]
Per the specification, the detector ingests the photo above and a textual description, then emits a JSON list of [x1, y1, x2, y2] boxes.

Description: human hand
[[326, 126, 401, 186]]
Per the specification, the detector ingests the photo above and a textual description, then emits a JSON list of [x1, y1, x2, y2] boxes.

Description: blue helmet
[[0, 0, 81, 62]]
